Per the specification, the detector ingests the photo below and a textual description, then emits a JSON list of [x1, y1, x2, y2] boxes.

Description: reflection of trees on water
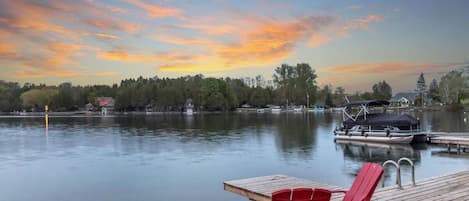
[[413, 111, 468, 132], [0, 114, 269, 163], [274, 113, 319, 159], [0, 113, 333, 163], [0, 114, 284, 164]]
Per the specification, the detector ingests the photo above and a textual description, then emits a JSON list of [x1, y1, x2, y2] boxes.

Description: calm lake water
[[0, 112, 468, 201]]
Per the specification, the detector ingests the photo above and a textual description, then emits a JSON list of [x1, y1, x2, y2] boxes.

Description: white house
[[389, 93, 419, 108]]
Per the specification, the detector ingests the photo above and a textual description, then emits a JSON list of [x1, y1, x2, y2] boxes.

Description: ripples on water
[[0, 112, 467, 201]]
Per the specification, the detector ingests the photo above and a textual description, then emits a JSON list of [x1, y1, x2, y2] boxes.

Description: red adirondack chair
[[272, 188, 331, 201], [272, 162, 384, 201]]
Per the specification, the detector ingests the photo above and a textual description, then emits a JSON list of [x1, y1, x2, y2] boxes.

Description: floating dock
[[224, 169, 469, 201], [427, 132, 469, 152]]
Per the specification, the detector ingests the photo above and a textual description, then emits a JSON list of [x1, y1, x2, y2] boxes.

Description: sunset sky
[[0, 0, 468, 92]]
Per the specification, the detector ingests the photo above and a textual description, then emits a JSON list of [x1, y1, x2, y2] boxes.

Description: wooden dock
[[224, 169, 469, 201], [224, 175, 345, 201], [427, 133, 469, 152]]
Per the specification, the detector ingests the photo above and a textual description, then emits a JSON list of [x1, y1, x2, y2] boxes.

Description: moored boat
[[271, 107, 281, 113], [334, 100, 426, 144]]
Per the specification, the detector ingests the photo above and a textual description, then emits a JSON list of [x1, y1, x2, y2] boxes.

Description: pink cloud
[[124, 0, 181, 18]]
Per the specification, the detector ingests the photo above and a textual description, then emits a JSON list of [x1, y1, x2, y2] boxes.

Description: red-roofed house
[[97, 97, 115, 115]]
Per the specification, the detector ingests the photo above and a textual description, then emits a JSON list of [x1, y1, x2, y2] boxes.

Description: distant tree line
[[419, 66, 469, 106], [0, 64, 467, 112]]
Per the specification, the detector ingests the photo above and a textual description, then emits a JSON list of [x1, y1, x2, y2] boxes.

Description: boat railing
[[382, 157, 416, 189], [339, 129, 422, 134], [358, 129, 424, 134]]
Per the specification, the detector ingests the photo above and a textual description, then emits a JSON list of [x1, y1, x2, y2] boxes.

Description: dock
[[224, 175, 344, 201], [427, 132, 469, 152], [224, 169, 469, 201]]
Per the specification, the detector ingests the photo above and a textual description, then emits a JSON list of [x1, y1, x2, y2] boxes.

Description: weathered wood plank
[[225, 169, 469, 201], [372, 172, 469, 200], [430, 136, 469, 146], [225, 175, 289, 186], [224, 175, 343, 201], [374, 169, 469, 195]]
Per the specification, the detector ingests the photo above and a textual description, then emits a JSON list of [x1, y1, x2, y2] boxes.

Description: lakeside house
[[145, 104, 154, 112], [390, 92, 419, 108], [84, 103, 94, 111], [97, 97, 115, 115], [184, 98, 194, 114]]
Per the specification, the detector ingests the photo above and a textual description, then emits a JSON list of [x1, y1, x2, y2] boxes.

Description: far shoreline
[[2, 105, 468, 117]]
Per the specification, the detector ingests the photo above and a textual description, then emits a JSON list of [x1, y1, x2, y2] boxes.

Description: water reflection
[[274, 114, 318, 159], [417, 111, 469, 132], [335, 140, 422, 164], [0, 112, 467, 201]]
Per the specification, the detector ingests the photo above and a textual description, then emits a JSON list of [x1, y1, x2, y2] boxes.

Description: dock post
[[447, 144, 451, 152]]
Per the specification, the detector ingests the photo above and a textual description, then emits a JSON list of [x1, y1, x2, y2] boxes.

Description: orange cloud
[[98, 49, 199, 63], [82, 19, 140, 34], [177, 24, 237, 35], [0, 1, 139, 35], [98, 50, 157, 62], [343, 14, 381, 31], [155, 16, 335, 72], [102, 4, 128, 14], [213, 16, 332, 67], [95, 33, 120, 39], [155, 35, 215, 46], [0, 41, 16, 59], [14, 69, 80, 78], [0, 30, 17, 60], [8, 41, 84, 79], [0, 1, 74, 36], [159, 63, 223, 72], [308, 34, 331, 47], [125, 0, 181, 18], [323, 62, 463, 74]]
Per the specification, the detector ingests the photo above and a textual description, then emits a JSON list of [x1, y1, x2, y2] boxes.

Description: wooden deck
[[224, 175, 345, 201], [427, 132, 469, 138], [224, 169, 469, 201], [428, 135, 469, 152]]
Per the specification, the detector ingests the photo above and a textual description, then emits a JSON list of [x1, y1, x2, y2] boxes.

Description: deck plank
[[224, 175, 344, 201], [225, 169, 469, 201]]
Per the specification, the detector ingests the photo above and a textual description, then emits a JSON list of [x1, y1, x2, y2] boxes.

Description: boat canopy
[[343, 113, 419, 130], [343, 100, 390, 108]]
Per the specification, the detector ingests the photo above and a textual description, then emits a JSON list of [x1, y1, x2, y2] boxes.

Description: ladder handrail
[[397, 157, 416, 186], [381, 157, 416, 189], [382, 160, 401, 189]]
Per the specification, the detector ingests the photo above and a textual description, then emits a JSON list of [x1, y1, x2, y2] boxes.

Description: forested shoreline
[[0, 63, 467, 112]]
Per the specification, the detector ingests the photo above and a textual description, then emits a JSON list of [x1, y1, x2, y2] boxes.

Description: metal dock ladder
[[382, 157, 416, 189]]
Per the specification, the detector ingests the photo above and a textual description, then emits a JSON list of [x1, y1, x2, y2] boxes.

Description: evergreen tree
[[416, 73, 427, 106]]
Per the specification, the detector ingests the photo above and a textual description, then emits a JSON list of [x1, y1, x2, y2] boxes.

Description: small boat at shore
[[334, 100, 426, 144], [271, 106, 281, 113], [293, 106, 304, 113]]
